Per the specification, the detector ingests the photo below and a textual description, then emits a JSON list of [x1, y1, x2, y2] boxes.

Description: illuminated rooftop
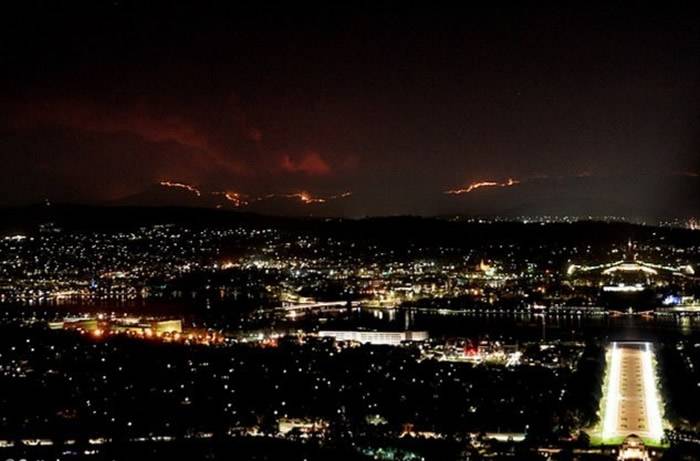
[[567, 241, 694, 279]]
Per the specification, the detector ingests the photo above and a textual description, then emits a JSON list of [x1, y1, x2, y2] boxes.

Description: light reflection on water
[[7, 298, 700, 342], [337, 307, 700, 342]]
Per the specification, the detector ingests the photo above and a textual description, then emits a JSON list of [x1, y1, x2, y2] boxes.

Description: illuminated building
[[567, 241, 694, 308], [568, 242, 693, 281], [318, 330, 428, 346], [278, 418, 328, 436], [617, 435, 650, 461], [60, 318, 99, 332], [54, 316, 182, 336], [152, 320, 182, 334], [111, 319, 182, 335]]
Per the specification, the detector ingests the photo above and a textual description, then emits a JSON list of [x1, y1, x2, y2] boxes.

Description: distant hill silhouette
[[2, 204, 699, 251]]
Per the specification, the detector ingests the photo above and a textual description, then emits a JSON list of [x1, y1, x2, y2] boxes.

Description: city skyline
[[2, 4, 700, 460]]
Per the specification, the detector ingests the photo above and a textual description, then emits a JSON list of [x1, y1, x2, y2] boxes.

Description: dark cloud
[[3, 93, 355, 201], [0, 3, 698, 216], [10, 97, 249, 175]]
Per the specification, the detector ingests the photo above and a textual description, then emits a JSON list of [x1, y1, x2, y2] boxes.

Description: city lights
[[2, 2, 698, 459], [0, 216, 693, 459]]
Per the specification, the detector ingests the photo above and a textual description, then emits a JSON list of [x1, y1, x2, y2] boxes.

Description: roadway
[[601, 342, 664, 443]]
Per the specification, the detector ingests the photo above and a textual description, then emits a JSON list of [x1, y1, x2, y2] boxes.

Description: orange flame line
[[251, 191, 352, 205], [159, 181, 201, 196], [211, 191, 248, 207], [159, 182, 352, 206], [445, 178, 520, 195]]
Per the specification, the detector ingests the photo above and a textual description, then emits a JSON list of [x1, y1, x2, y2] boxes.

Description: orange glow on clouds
[[445, 178, 520, 195], [280, 151, 331, 175], [14, 99, 248, 176]]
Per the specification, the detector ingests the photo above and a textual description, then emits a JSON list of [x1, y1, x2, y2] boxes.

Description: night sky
[[1, 3, 699, 217]]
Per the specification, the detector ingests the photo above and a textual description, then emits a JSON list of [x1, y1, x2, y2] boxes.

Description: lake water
[[5, 299, 700, 343]]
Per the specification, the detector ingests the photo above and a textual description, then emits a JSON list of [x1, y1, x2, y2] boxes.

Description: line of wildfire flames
[[444, 178, 520, 195], [160, 177, 520, 203], [159, 181, 351, 207], [158, 181, 202, 196]]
